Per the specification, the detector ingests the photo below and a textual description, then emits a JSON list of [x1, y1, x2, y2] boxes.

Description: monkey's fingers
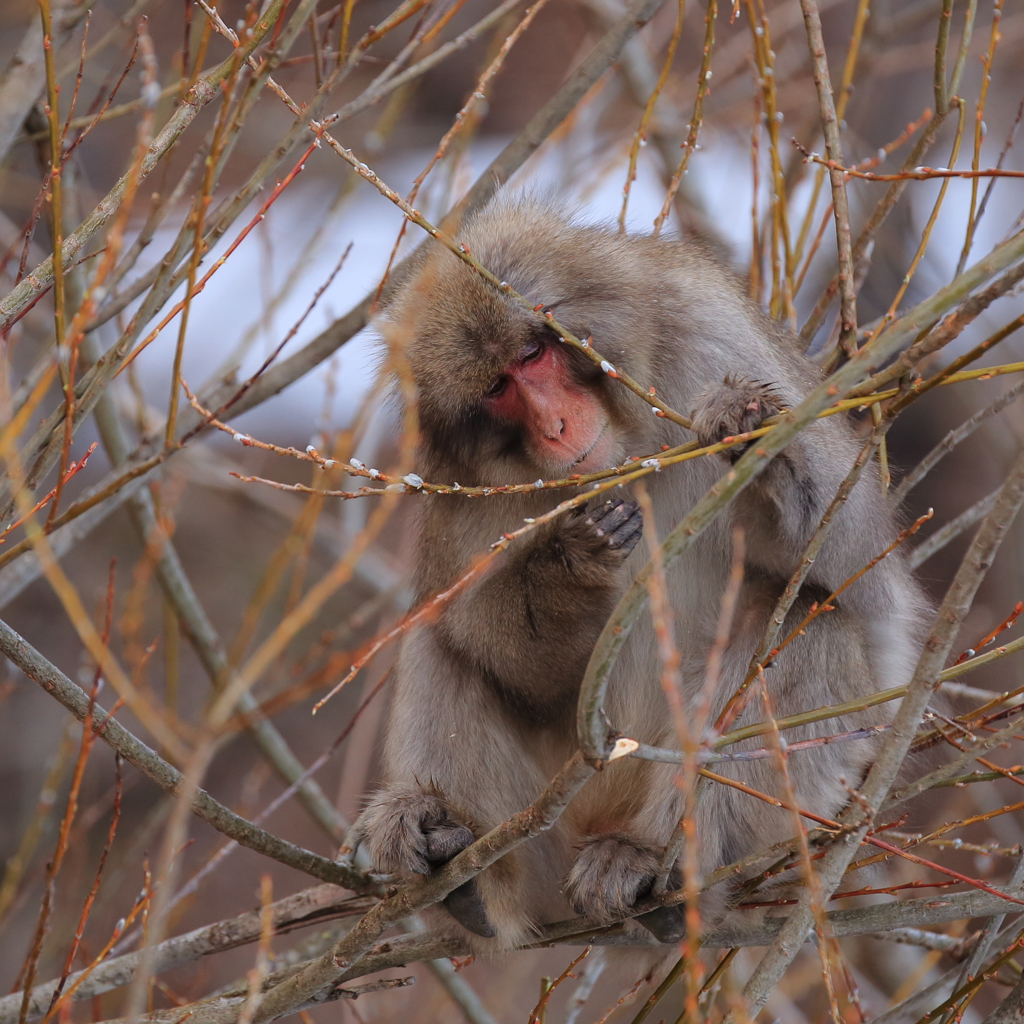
[[634, 904, 686, 943], [606, 508, 643, 554], [691, 378, 782, 462], [442, 879, 497, 937], [585, 497, 629, 531], [586, 499, 643, 554]]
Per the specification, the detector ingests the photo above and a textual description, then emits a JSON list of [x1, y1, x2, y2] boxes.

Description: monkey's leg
[[564, 744, 690, 943], [362, 628, 567, 943]]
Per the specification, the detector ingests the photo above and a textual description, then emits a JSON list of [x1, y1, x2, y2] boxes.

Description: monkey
[[358, 197, 929, 949]]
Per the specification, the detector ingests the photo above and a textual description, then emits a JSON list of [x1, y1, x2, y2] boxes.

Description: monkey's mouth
[[570, 422, 613, 472]]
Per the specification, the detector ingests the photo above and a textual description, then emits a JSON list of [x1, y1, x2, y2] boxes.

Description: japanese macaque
[[359, 198, 928, 948]]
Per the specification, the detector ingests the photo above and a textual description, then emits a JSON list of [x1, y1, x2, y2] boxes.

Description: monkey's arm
[[690, 376, 891, 591], [434, 498, 643, 713]]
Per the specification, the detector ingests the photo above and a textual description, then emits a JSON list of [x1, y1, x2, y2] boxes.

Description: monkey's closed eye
[[486, 376, 508, 398], [519, 340, 543, 363]]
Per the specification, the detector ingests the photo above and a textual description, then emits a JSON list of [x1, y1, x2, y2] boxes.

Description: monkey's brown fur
[[360, 198, 929, 949]]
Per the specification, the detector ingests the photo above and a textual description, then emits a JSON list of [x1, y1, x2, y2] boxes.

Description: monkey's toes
[[424, 821, 475, 866], [584, 499, 643, 555], [566, 835, 686, 942]]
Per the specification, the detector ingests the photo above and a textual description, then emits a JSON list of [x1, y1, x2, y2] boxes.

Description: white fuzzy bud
[[349, 457, 364, 470], [640, 458, 662, 471], [534, 479, 544, 489], [232, 432, 246, 444], [600, 360, 614, 374], [305, 445, 316, 454], [403, 473, 424, 489], [369, 468, 381, 479], [140, 80, 161, 109]]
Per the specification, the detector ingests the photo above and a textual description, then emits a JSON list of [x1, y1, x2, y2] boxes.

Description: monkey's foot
[[691, 377, 782, 462], [582, 499, 643, 555], [360, 790, 496, 937], [565, 834, 685, 942]]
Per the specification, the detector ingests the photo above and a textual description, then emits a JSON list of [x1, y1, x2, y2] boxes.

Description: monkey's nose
[[543, 418, 567, 440]]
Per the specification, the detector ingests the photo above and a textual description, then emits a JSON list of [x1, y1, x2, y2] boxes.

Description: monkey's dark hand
[[691, 377, 782, 462], [576, 499, 643, 557], [360, 790, 496, 937], [565, 834, 686, 943]]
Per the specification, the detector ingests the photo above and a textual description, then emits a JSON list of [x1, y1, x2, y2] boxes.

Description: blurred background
[[2, 0, 1024, 1019]]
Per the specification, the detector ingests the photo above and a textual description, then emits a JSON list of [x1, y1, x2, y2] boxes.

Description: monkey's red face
[[482, 339, 615, 473]]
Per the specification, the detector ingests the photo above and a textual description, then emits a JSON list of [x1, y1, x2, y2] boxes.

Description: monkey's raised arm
[[420, 496, 642, 723], [688, 366, 901, 607]]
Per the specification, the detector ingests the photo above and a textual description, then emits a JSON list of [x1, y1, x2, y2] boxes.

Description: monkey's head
[[379, 199, 702, 484]]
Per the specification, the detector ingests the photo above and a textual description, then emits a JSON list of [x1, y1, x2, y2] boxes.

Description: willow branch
[[0, 886, 376, 1024], [799, 0, 857, 356], [0, 617, 371, 891]]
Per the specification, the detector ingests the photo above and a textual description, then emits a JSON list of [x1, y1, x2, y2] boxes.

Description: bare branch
[[0, 617, 372, 891]]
